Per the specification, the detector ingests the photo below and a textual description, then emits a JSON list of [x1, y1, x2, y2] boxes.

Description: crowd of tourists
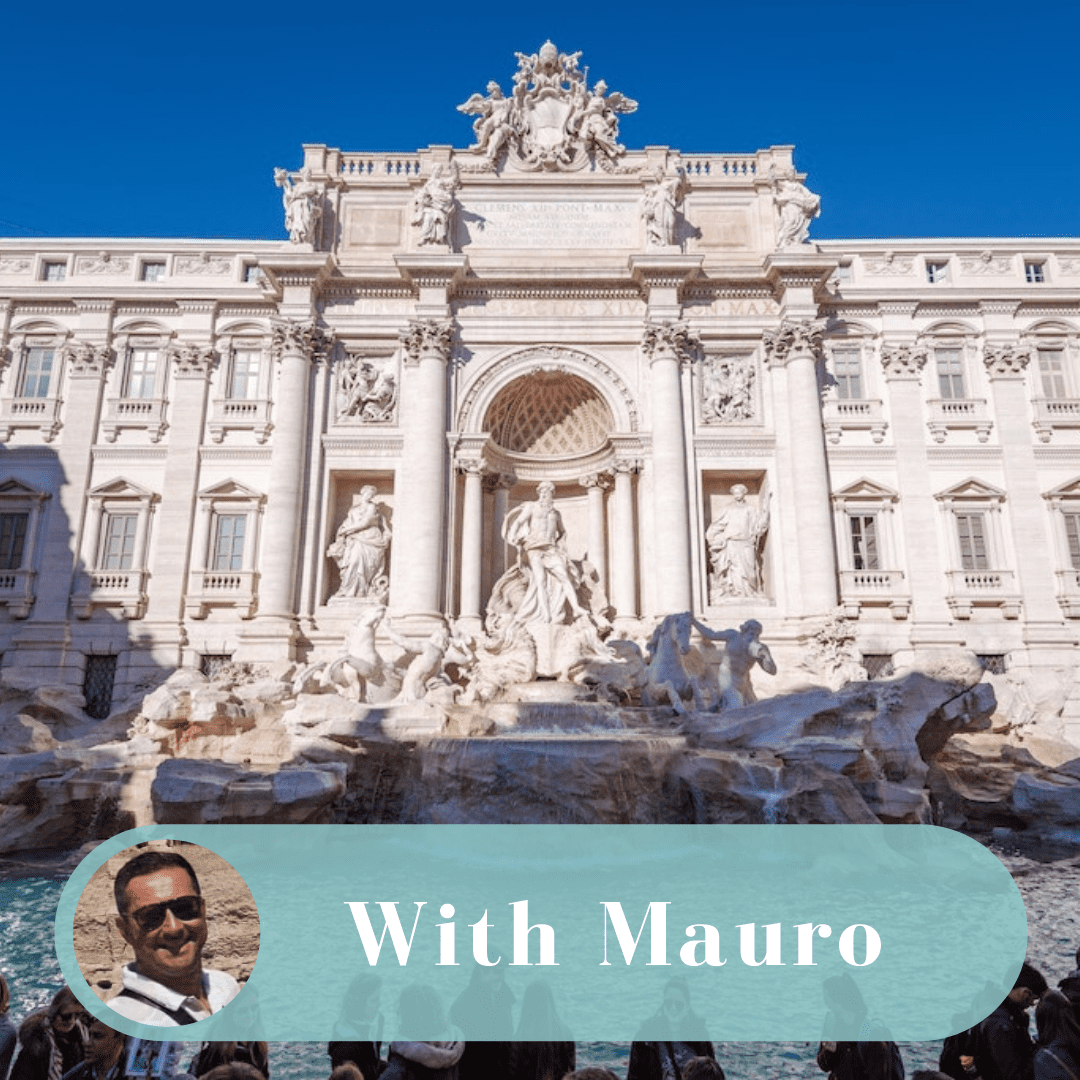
[[1, 952, 1078, 1080]]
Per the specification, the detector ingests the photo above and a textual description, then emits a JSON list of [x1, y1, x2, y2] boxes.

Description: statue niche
[[473, 370, 619, 686], [327, 485, 391, 603]]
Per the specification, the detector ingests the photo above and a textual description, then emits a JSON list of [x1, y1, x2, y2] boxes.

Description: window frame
[[1024, 261, 1046, 284], [934, 345, 967, 399], [925, 259, 950, 284], [0, 478, 50, 618], [211, 512, 248, 572], [186, 479, 264, 619], [103, 328, 172, 443], [122, 345, 162, 400], [209, 330, 272, 443], [227, 346, 262, 401], [98, 511, 139, 570], [75, 478, 157, 619], [41, 260, 68, 282], [140, 261, 167, 282], [1041, 478, 1080, 617], [0, 328, 69, 443], [830, 479, 908, 617]]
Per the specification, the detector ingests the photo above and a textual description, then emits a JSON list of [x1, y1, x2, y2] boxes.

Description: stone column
[[579, 472, 611, 596], [983, 342, 1062, 629], [388, 318, 453, 630], [458, 457, 484, 622], [763, 319, 838, 614], [611, 459, 640, 621], [238, 320, 328, 658], [642, 322, 698, 613], [486, 471, 515, 582]]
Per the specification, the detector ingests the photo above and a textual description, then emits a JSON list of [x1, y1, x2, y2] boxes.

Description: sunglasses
[[125, 895, 203, 932], [57, 1011, 85, 1023]]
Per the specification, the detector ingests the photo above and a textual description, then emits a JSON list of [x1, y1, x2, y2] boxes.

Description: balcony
[[1055, 568, 1080, 618], [73, 569, 149, 620], [927, 398, 992, 443], [946, 569, 1021, 619], [0, 397, 63, 442], [822, 399, 887, 445], [209, 398, 272, 443], [186, 569, 258, 619], [838, 569, 909, 619], [1032, 398, 1080, 443], [0, 568, 35, 618], [102, 397, 168, 442]]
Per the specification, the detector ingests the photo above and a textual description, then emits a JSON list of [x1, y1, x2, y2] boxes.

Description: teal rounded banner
[[56, 824, 1026, 1042]]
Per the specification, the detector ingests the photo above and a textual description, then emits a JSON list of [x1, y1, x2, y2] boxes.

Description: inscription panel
[[343, 205, 403, 248], [456, 297, 645, 317], [459, 200, 638, 250]]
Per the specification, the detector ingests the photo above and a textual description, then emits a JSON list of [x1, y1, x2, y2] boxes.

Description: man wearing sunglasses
[[106, 851, 240, 1026]]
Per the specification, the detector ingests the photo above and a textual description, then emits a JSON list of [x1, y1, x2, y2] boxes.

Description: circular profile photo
[[72, 840, 259, 1027]]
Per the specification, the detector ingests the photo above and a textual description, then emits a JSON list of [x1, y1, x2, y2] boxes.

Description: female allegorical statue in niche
[[328, 486, 391, 599], [706, 483, 770, 599]]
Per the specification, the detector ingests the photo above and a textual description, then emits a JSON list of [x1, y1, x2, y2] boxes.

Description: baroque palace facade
[[2, 42, 1079, 733]]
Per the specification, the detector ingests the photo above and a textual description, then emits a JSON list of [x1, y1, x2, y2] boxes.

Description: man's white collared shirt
[[106, 964, 240, 1026]]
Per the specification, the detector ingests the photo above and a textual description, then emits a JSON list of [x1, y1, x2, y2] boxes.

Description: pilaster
[[983, 342, 1067, 637], [878, 300, 959, 641]]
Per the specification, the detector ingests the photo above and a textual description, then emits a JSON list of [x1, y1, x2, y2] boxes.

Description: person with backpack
[[972, 962, 1048, 1080]]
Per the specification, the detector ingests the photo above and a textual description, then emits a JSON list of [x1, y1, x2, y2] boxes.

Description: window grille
[[83, 655, 117, 719], [1024, 262, 1045, 284], [42, 262, 66, 282], [977, 654, 1007, 675], [141, 262, 166, 282], [200, 654, 233, 680], [862, 654, 894, 681]]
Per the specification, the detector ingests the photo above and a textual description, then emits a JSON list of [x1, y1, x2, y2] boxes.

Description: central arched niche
[[484, 370, 614, 456]]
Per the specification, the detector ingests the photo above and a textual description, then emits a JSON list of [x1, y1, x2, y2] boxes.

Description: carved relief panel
[[334, 351, 399, 425], [699, 353, 757, 425]]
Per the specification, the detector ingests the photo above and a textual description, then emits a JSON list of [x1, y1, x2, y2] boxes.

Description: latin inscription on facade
[[460, 201, 637, 249]]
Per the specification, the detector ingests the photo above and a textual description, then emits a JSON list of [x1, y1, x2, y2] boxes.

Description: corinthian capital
[[167, 342, 217, 378], [641, 320, 700, 365], [271, 319, 332, 362], [61, 341, 112, 377], [399, 318, 454, 366], [762, 318, 825, 367], [879, 342, 929, 379], [984, 343, 1031, 378]]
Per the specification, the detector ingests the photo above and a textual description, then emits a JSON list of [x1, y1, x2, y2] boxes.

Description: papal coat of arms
[[457, 40, 638, 171]]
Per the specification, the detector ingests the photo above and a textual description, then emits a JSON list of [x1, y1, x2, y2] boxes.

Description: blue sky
[[3, 0, 1077, 242]]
